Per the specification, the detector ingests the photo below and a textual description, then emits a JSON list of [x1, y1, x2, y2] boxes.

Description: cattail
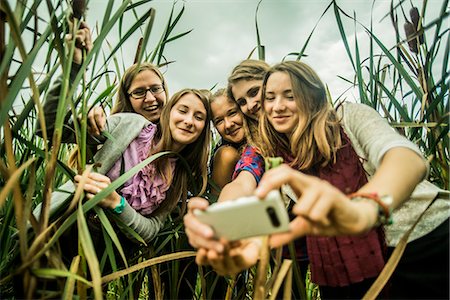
[[410, 7, 424, 44], [71, 0, 86, 20], [134, 37, 143, 64], [404, 21, 418, 54]]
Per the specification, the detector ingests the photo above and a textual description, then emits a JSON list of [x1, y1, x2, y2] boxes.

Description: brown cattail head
[[409, 7, 424, 44], [404, 21, 418, 54], [71, 0, 86, 20]]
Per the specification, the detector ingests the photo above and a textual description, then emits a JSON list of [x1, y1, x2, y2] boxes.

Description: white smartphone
[[194, 190, 290, 241]]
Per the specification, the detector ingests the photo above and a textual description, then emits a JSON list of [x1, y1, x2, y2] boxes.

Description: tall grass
[[0, 0, 448, 299]]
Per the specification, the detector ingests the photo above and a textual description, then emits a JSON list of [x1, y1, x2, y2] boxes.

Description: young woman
[[208, 60, 270, 200], [36, 22, 211, 248], [184, 61, 440, 299], [209, 88, 246, 190], [38, 88, 211, 243], [227, 59, 269, 122]]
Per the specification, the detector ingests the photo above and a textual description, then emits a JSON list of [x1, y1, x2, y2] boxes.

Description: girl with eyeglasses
[[35, 22, 211, 270]]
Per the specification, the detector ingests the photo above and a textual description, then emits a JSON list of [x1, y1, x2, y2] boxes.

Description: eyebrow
[[266, 89, 293, 94]]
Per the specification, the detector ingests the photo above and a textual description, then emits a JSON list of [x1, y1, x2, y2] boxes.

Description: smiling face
[[169, 93, 207, 152], [264, 71, 300, 136], [211, 95, 245, 144], [230, 79, 262, 121], [127, 69, 166, 123]]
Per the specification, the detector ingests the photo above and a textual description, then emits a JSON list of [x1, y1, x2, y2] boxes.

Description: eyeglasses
[[128, 85, 165, 99]]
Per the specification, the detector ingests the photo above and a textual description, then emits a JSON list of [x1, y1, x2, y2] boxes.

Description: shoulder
[[241, 145, 260, 156], [108, 112, 150, 124], [106, 113, 152, 131], [338, 102, 382, 120], [214, 145, 240, 163]]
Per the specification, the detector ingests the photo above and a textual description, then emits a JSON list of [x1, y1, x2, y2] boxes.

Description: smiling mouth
[[143, 105, 160, 112], [227, 128, 241, 136], [273, 115, 290, 121], [178, 128, 193, 134]]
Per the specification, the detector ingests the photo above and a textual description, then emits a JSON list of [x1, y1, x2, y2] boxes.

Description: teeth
[[144, 106, 158, 111]]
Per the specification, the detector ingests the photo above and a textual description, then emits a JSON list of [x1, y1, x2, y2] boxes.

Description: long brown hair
[[151, 88, 211, 214], [226, 59, 270, 146], [258, 61, 341, 169]]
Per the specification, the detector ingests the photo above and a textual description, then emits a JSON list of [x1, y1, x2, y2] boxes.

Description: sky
[[23, 0, 445, 106]]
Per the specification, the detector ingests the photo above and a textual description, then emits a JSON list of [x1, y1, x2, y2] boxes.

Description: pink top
[[106, 124, 176, 216]]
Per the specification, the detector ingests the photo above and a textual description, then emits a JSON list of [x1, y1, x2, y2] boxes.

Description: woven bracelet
[[348, 192, 393, 226]]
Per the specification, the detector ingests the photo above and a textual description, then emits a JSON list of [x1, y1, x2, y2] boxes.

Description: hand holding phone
[[194, 190, 289, 241]]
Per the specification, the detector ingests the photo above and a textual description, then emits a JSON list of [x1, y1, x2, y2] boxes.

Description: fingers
[[88, 106, 106, 136], [74, 172, 110, 198], [195, 248, 210, 265], [255, 164, 308, 199], [211, 239, 260, 276], [66, 21, 92, 64], [87, 172, 111, 184], [74, 174, 101, 196], [269, 217, 311, 248], [184, 216, 223, 253], [187, 197, 211, 213], [292, 185, 332, 227], [79, 21, 93, 52], [184, 197, 224, 253]]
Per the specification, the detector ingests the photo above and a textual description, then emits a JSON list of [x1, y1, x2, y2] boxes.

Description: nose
[[184, 114, 194, 126], [273, 97, 286, 112], [144, 90, 157, 101], [248, 99, 260, 114], [224, 118, 233, 130]]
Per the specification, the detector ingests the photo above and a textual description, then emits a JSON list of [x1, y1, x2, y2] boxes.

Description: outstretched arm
[[36, 21, 101, 144]]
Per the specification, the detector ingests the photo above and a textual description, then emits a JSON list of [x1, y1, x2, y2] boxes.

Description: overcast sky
[[43, 0, 444, 103]]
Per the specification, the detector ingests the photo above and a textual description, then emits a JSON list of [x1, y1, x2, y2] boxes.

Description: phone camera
[[266, 206, 281, 227]]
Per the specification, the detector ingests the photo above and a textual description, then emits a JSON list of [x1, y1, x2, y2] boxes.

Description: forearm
[[114, 203, 167, 244], [36, 63, 81, 143], [358, 147, 427, 210], [218, 171, 257, 202]]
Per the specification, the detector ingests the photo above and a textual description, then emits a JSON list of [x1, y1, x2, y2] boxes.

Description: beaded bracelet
[[348, 192, 393, 226]]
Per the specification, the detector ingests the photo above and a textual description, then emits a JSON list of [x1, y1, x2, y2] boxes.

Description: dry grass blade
[[0, 157, 36, 208], [151, 265, 163, 300], [62, 255, 81, 300], [254, 236, 269, 299], [66, 165, 94, 214], [268, 259, 292, 300], [101, 251, 196, 284], [77, 203, 103, 299]]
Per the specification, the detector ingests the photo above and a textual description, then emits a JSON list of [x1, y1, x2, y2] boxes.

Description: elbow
[[416, 154, 428, 182]]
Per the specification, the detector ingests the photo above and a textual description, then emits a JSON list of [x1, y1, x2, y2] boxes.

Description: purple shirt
[[106, 124, 176, 216]]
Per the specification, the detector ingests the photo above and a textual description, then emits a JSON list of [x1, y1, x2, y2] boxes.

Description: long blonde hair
[[259, 61, 341, 169], [152, 88, 211, 214]]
